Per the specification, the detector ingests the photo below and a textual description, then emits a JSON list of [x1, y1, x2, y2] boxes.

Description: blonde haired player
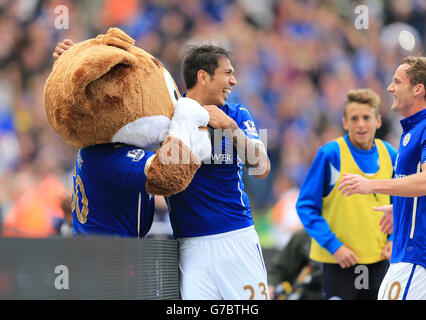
[[340, 56, 426, 300], [297, 88, 397, 299]]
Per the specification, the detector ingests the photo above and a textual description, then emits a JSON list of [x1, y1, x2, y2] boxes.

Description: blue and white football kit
[[378, 109, 426, 300], [168, 102, 269, 300], [72, 143, 155, 238]]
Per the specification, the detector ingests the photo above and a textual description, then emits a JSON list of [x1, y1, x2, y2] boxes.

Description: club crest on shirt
[[76, 151, 83, 169], [403, 133, 411, 146], [243, 120, 258, 137], [127, 149, 145, 162]]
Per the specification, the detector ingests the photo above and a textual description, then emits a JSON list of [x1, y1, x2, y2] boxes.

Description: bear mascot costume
[[44, 28, 211, 237]]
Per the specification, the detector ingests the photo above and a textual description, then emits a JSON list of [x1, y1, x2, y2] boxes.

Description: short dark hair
[[182, 44, 233, 89]]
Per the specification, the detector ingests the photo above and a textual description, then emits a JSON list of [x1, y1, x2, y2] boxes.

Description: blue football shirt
[[72, 143, 155, 237], [167, 103, 261, 238], [391, 109, 426, 268]]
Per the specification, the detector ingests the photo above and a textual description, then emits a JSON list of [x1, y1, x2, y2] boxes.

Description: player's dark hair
[[183, 44, 233, 90]]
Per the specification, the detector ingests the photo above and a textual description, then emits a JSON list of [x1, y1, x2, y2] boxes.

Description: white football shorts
[[378, 262, 426, 300], [178, 225, 269, 300]]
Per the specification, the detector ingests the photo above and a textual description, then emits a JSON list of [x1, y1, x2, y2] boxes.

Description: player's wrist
[[221, 119, 238, 137], [370, 179, 386, 195], [228, 119, 238, 131]]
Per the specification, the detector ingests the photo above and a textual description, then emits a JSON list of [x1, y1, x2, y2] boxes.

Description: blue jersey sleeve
[[234, 105, 261, 141], [296, 142, 343, 255], [100, 145, 155, 190]]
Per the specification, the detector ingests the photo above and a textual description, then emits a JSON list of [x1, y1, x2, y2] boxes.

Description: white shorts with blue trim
[[178, 226, 269, 300], [378, 262, 426, 300]]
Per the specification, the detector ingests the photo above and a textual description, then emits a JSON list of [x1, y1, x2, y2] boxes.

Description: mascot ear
[[103, 27, 135, 50], [69, 29, 137, 107]]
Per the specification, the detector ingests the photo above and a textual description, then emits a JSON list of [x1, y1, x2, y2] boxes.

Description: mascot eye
[[163, 70, 180, 105]]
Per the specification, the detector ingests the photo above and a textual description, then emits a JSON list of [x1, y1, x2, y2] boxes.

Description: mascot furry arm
[[44, 28, 211, 196]]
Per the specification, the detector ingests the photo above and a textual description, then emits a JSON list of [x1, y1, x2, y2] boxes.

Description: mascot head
[[44, 28, 179, 150]]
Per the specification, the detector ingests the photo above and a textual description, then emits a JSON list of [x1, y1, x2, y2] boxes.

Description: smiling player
[[53, 40, 270, 300], [168, 44, 271, 300], [339, 56, 426, 300], [296, 88, 397, 300]]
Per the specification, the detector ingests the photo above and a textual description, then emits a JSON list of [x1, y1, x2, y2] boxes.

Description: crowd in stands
[[0, 0, 424, 242]]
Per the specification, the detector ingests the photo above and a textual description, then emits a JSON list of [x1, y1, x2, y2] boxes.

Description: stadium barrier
[[0, 237, 180, 299]]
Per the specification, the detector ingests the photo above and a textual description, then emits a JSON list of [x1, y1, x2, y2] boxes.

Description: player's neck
[[405, 99, 426, 118], [186, 89, 204, 105]]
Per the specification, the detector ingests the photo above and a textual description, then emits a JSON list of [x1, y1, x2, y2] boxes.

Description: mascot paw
[[191, 128, 212, 161], [172, 97, 209, 127], [168, 97, 210, 154]]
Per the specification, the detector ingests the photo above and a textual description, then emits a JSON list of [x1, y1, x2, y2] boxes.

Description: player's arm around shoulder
[[203, 104, 270, 178]]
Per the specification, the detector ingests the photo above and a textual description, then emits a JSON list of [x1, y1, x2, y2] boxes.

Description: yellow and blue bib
[[310, 137, 393, 264]]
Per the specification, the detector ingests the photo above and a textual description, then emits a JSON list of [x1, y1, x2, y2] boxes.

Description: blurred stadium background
[[0, 0, 424, 298]]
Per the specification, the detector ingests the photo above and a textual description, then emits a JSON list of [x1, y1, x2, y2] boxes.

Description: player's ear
[[376, 114, 382, 129], [342, 116, 348, 131], [414, 83, 425, 99], [197, 70, 208, 86]]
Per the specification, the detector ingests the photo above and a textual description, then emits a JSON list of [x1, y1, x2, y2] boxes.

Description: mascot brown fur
[[44, 27, 211, 198]]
